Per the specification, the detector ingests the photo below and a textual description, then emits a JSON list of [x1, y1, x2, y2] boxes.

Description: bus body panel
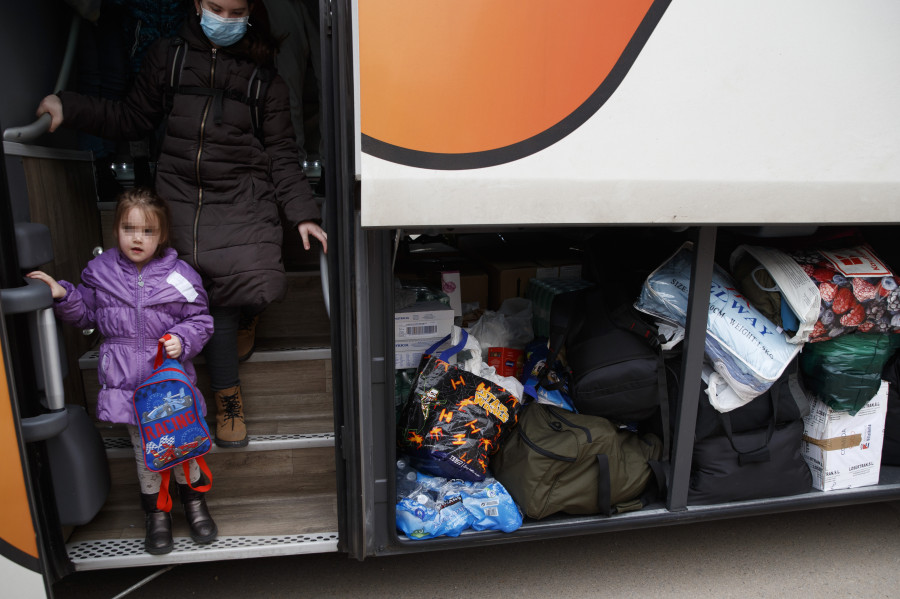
[[359, 0, 900, 227]]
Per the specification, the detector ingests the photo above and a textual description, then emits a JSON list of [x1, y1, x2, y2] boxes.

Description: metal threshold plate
[[103, 433, 335, 457], [68, 533, 340, 571]]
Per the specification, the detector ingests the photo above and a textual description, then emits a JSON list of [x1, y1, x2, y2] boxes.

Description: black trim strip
[[0, 536, 42, 574], [361, 0, 672, 170]]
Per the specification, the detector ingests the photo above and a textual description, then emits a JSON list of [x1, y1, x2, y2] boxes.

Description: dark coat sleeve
[[59, 39, 169, 141], [262, 74, 321, 228]]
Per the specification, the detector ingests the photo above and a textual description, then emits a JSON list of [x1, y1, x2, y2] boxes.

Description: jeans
[[203, 305, 265, 390]]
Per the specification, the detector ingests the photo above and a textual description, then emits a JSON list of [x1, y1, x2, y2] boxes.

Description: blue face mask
[[200, 7, 249, 47]]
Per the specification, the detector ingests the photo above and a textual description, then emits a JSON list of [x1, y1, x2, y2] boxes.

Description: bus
[[3, 1, 900, 596]]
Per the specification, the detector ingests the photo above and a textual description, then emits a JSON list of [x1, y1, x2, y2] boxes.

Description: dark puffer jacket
[[59, 15, 319, 307]]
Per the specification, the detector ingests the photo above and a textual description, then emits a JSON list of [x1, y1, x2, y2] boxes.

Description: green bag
[[800, 333, 900, 415], [491, 403, 665, 519]]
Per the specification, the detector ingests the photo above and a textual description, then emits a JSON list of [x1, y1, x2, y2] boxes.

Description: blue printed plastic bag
[[396, 469, 522, 540]]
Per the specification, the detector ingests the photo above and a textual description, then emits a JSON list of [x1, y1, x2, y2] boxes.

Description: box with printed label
[[395, 337, 445, 370], [800, 381, 888, 491], [394, 301, 454, 341]]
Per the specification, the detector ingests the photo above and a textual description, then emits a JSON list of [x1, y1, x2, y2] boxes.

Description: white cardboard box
[[440, 270, 462, 317], [394, 301, 454, 341], [395, 337, 445, 370], [801, 381, 889, 491]]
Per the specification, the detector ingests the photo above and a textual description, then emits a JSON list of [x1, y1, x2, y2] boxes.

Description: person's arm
[[27, 271, 99, 330], [262, 76, 322, 224], [50, 39, 168, 141]]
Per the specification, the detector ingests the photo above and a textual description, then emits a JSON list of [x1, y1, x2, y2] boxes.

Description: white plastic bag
[[467, 297, 534, 355], [428, 326, 525, 401]]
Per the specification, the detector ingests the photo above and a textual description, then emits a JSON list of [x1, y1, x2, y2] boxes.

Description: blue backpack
[[133, 335, 212, 511]]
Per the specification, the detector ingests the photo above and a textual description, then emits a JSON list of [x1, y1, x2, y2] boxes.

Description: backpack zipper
[[136, 269, 145, 382]]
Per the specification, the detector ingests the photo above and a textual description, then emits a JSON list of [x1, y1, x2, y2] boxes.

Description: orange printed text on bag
[[133, 335, 213, 511]]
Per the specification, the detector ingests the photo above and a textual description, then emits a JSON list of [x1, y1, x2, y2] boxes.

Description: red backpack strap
[[156, 469, 173, 512], [184, 457, 213, 493], [153, 334, 172, 370]]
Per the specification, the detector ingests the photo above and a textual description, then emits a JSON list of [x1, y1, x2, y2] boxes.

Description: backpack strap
[[537, 291, 577, 389], [154, 457, 213, 511], [246, 65, 273, 146], [156, 469, 173, 512], [157, 37, 272, 160], [152, 37, 188, 164]]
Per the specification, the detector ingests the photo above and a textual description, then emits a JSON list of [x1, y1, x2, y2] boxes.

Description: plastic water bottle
[[396, 458, 419, 500]]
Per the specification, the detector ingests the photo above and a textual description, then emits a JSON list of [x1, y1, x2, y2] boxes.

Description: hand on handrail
[[2, 15, 80, 144], [37, 95, 65, 132]]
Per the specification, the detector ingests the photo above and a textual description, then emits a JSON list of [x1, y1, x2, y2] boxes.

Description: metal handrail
[[2, 14, 81, 143]]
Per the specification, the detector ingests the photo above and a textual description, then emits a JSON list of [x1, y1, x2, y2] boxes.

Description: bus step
[[66, 532, 340, 571], [102, 432, 335, 458]]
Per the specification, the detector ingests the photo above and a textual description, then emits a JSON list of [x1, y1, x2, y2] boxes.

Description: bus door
[[0, 131, 74, 597]]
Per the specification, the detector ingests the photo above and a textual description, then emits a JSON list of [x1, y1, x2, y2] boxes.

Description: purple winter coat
[[54, 248, 213, 425]]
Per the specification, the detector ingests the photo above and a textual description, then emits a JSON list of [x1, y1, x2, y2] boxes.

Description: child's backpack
[[133, 335, 213, 511], [491, 402, 665, 519]]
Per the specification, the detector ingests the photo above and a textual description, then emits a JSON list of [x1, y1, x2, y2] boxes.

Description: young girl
[[27, 189, 215, 556], [35, 0, 328, 448]]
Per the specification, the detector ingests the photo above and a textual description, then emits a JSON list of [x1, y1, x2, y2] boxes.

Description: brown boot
[[236, 312, 261, 362], [214, 385, 248, 448]]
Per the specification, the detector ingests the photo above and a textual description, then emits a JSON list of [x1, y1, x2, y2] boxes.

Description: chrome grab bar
[[320, 248, 330, 319], [2, 15, 81, 143]]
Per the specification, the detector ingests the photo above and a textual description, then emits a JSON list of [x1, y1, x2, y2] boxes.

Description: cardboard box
[[801, 381, 889, 491], [395, 337, 445, 370], [484, 260, 538, 310], [535, 258, 583, 280], [459, 267, 489, 310], [394, 301, 454, 340], [440, 270, 462, 317]]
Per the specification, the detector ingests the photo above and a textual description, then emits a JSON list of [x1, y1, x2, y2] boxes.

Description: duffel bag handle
[[720, 390, 776, 465]]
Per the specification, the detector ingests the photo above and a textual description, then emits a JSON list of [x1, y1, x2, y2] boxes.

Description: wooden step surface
[[68, 445, 337, 545]]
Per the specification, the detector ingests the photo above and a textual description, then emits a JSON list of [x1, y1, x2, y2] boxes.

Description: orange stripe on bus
[[360, 0, 654, 154], [0, 343, 38, 559]]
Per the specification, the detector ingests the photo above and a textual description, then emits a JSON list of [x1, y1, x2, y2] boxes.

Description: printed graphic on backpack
[[133, 335, 213, 511]]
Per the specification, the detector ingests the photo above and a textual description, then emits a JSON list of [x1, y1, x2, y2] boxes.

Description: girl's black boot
[[140, 493, 174, 555], [178, 484, 218, 544]]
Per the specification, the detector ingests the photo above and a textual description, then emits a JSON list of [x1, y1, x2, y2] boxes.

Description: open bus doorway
[[1, 0, 345, 581]]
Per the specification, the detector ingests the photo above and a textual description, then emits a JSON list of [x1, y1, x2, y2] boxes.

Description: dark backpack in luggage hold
[[491, 402, 665, 519], [541, 288, 668, 424]]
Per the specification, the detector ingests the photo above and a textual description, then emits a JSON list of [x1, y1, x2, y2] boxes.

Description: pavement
[[53, 501, 900, 599]]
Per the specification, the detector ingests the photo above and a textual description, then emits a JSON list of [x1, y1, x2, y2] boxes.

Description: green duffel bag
[[492, 402, 665, 519]]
